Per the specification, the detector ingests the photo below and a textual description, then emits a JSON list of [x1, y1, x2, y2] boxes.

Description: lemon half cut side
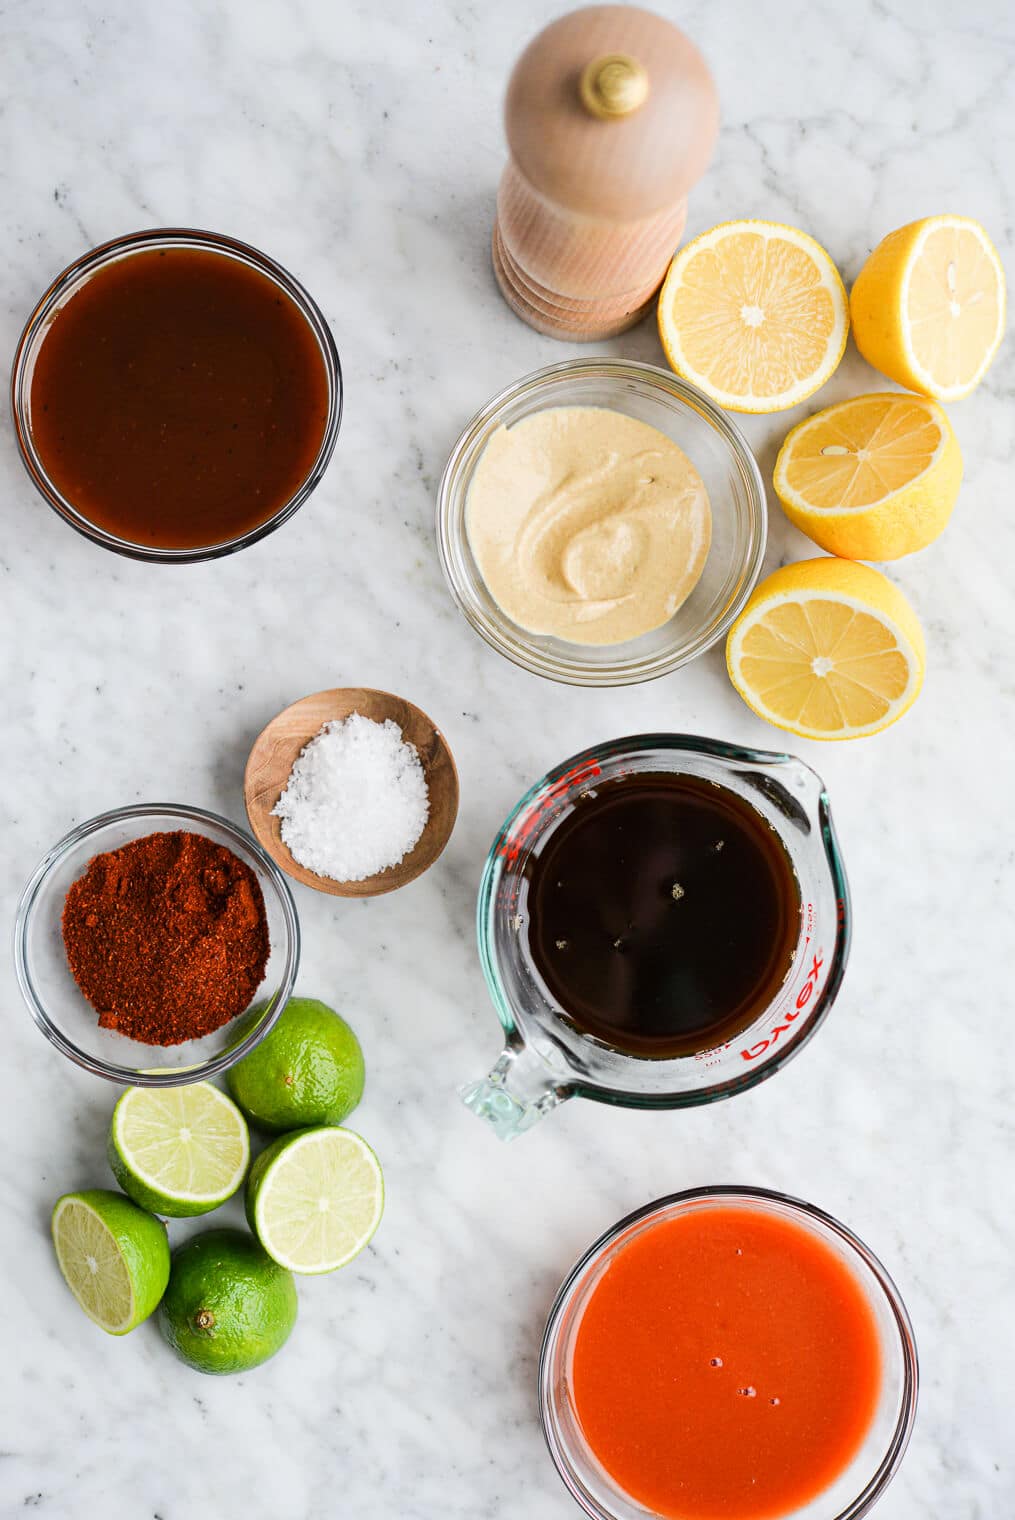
[[659, 220, 849, 413], [851, 215, 1005, 401], [773, 392, 963, 560], [726, 558, 925, 740]]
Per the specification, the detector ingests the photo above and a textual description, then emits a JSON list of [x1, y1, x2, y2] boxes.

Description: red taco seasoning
[[61, 831, 270, 1045]]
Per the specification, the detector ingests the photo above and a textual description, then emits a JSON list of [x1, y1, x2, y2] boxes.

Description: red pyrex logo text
[[740, 947, 824, 1062]]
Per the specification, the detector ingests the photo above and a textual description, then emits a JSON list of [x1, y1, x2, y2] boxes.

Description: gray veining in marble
[[1, 1, 1013, 1516]]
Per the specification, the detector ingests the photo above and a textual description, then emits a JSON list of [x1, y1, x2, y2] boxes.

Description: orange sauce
[[572, 1206, 882, 1519]]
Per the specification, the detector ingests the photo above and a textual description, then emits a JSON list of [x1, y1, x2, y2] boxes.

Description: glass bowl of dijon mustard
[[436, 359, 766, 687]]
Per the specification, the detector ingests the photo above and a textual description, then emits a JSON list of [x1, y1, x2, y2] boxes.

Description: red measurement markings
[[694, 1040, 732, 1069], [496, 760, 603, 867]]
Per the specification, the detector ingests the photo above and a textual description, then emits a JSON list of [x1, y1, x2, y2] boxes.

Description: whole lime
[[157, 1227, 297, 1375], [226, 996, 365, 1133]]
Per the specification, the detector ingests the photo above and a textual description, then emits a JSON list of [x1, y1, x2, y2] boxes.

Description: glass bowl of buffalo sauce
[[10, 229, 341, 561], [540, 1187, 918, 1520]]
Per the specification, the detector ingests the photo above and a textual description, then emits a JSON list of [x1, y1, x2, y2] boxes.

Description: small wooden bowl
[[244, 688, 459, 898]]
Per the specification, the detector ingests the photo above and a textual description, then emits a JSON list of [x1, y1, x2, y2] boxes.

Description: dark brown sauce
[[29, 246, 330, 549], [526, 772, 800, 1057]]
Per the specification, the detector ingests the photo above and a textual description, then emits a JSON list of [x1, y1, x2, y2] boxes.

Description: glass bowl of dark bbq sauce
[[10, 228, 341, 562]]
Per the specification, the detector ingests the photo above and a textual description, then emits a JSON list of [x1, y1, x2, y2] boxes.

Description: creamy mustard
[[466, 407, 711, 646]]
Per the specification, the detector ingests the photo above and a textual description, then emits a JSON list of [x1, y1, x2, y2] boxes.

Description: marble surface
[[1, 1, 1012, 1516]]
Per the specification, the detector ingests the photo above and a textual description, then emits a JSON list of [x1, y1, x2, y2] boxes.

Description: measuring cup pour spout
[[459, 1039, 572, 1141]]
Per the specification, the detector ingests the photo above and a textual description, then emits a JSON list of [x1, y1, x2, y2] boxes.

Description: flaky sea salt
[[272, 713, 429, 882]]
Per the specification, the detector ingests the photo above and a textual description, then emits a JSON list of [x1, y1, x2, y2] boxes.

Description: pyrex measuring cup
[[461, 735, 849, 1140]]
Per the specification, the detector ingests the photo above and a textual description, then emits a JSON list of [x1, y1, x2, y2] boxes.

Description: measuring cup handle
[[459, 1042, 570, 1140]]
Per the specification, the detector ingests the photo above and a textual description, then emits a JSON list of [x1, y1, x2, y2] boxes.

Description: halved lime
[[51, 1189, 170, 1335], [108, 1083, 250, 1218], [246, 1126, 384, 1274]]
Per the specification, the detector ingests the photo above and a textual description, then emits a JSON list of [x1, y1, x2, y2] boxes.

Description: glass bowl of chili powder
[[10, 227, 341, 562], [14, 803, 300, 1085]]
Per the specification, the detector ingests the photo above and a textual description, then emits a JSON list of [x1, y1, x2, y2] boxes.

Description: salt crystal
[[272, 713, 429, 883]]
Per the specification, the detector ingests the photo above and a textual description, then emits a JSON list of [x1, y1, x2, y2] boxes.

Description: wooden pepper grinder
[[493, 5, 718, 341]]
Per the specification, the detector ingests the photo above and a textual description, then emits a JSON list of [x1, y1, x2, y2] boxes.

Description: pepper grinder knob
[[579, 54, 650, 119]]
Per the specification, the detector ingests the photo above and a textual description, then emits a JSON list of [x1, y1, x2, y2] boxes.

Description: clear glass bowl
[[9, 227, 342, 563], [436, 359, 766, 686], [540, 1187, 919, 1520], [14, 803, 300, 1085]]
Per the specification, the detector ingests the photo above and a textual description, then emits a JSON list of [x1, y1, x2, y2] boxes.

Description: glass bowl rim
[[476, 732, 851, 1109], [435, 357, 767, 687], [539, 1184, 919, 1520], [13, 801, 301, 1085], [9, 226, 343, 564]]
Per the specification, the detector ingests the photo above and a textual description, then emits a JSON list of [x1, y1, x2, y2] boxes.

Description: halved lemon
[[773, 392, 963, 560], [851, 216, 1005, 401], [658, 220, 849, 412], [726, 558, 925, 740]]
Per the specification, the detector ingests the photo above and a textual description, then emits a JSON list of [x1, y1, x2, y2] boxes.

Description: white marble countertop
[[1, 1, 1012, 1516]]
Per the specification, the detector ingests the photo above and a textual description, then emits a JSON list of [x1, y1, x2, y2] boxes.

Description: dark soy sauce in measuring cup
[[526, 773, 801, 1058]]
